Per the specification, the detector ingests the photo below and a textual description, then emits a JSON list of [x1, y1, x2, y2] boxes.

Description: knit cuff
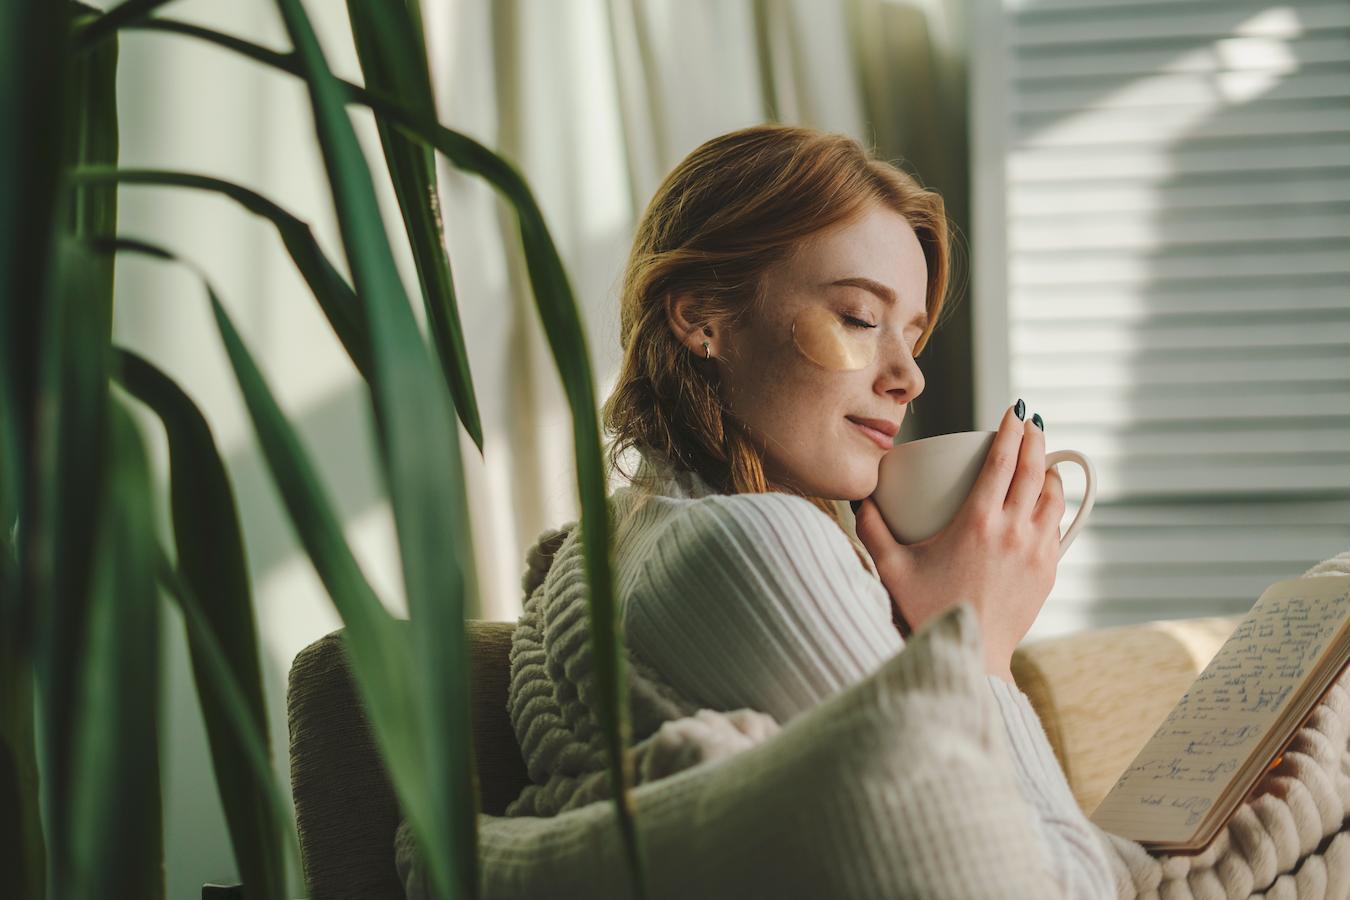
[[984, 674, 1083, 816]]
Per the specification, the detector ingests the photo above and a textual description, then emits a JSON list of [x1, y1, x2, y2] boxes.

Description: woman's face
[[673, 202, 929, 500]]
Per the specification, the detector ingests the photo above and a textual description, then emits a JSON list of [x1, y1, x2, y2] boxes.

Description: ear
[[666, 291, 718, 358]]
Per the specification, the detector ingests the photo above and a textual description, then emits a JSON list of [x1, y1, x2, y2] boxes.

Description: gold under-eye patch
[[791, 305, 877, 371]]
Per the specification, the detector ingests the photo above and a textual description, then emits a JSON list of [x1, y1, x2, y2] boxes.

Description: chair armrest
[[1010, 614, 1244, 816]]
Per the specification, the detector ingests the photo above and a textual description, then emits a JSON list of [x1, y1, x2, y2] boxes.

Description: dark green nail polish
[[1032, 413, 1044, 431], [1014, 399, 1026, 420]]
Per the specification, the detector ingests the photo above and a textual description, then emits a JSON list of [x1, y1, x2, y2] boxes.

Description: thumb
[[855, 498, 917, 571], [852, 499, 916, 637], [852, 498, 895, 554]]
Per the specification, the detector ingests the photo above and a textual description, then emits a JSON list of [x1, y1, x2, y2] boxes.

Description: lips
[[846, 415, 899, 438], [847, 416, 898, 450]]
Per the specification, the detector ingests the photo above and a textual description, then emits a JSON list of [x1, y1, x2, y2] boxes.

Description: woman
[[503, 123, 1116, 896]]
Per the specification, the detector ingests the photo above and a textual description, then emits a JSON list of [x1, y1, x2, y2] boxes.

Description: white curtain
[[422, 0, 970, 622]]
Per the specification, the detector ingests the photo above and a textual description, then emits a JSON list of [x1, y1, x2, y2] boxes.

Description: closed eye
[[842, 314, 876, 330]]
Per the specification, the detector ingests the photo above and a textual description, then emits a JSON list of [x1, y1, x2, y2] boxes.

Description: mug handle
[[1044, 449, 1097, 560]]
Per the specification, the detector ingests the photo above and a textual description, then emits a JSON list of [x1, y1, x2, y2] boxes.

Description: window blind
[[970, 0, 1350, 639]]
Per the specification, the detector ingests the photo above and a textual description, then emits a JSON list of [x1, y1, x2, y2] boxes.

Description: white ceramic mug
[[873, 430, 1097, 560]]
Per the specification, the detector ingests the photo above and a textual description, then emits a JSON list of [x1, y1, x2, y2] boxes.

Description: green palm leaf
[[67, 397, 164, 900], [345, 0, 484, 457], [271, 1, 481, 897], [72, 167, 374, 383], [73, 0, 174, 50], [153, 548, 302, 893], [113, 347, 291, 900], [34, 237, 162, 900], [1, 2, 70, 899], [64, 3, 119, 342], [29, 8, 130, 896]]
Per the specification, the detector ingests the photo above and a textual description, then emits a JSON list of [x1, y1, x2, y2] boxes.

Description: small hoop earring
[[702, 341, 710, 360]]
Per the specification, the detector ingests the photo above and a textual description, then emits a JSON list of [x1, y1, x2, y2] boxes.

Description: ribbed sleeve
[[626, 492, 898, 723], [626, 491, 1116, 899], [986, 675, 1118, 899]]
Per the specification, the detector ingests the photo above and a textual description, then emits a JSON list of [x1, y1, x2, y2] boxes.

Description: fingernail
[[849, 499, 862, 514], [1013, 399, 1025, 421], [1032, 413, 1044, 431]]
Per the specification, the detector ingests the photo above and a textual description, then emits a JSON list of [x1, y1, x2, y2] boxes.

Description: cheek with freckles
[[718, 311, 884, 498], [724, 313, 846, 454]]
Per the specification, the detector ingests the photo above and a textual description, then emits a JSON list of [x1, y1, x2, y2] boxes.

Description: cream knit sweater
[[504, 446, 1117, 898]]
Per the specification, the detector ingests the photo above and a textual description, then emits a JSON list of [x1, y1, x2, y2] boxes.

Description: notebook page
[[1090, 575, 1350, 844]]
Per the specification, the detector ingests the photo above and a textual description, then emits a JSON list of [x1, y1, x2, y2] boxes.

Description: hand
[[854, 402, 1066, 672]]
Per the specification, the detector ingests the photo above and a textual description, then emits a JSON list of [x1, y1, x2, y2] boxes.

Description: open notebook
[[1089, 573, 1350, 854]]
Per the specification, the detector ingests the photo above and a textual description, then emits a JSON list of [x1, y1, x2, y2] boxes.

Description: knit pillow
[[395, 601, 1057, 899]]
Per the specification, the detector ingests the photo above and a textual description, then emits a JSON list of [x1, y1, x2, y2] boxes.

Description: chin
[[820, 461, 880, 502]]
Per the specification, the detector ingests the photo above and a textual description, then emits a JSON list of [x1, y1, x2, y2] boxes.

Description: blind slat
[[1015, 69, 1350, 114], [1012, 3, 1350, 49], [1089, 498, 1350, 525], [1019, 393, 1350, 422], [1014, 36, 1350, 82], [1010, 320, 1350, 349], [1011, 173, 1350, 214], [1018, 103, 1350, 149], [1013, 210, 1350, 250], [1015, 356, 1350, 386], [1057, 531, 1341, 564], [1010, 138, 1350, 182], [996, 427, 1350, 457], [1011, 247, 1350, 284]]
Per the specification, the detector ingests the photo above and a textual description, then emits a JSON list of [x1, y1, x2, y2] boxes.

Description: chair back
[[286, 619, 529, 899]]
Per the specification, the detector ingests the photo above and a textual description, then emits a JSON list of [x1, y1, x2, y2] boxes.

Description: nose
[[881, 337, 924, 405]]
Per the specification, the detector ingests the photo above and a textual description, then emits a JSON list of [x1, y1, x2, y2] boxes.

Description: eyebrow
[[827, 276, 929, 328]]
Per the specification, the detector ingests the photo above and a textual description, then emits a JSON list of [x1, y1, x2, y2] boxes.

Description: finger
[[1004, 416, 1046, 520], [1032, 466, 1066, 537], [965, 402, 1028, 514]]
